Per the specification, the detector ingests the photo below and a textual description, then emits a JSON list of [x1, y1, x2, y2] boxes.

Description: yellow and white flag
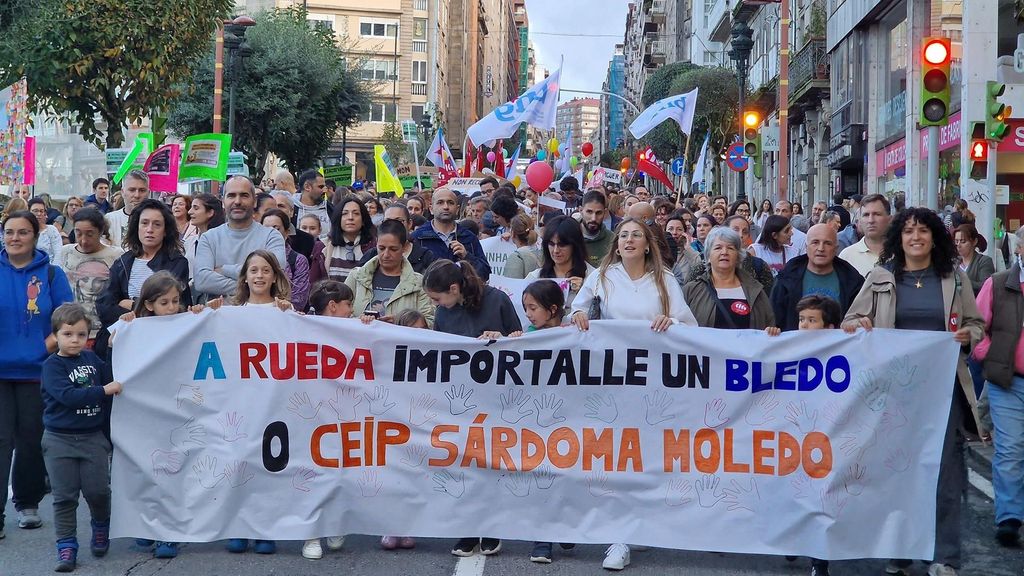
[[374, 145, 404, 197]]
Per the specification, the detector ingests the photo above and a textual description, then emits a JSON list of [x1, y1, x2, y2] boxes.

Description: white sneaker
[[602, 543, 630, 570], [325, 536, 345, 551], [928, 563, 957, 576], [301, 538, 323, 560]]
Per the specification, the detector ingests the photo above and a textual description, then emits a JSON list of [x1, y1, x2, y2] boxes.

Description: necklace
[[907, 268, 929, 288]]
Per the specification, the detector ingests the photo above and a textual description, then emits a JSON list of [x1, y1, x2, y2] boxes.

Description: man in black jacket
[[770, 223, 864, 332]]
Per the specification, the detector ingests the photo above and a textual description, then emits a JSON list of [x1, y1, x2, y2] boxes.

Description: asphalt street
[[2, 445, 1021, 576]]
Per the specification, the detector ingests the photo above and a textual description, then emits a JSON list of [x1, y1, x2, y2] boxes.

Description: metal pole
[[987, 142, 998, 259], [412, 139, 422, 190], [926, 125, 939, 210], [228, 54, 237, 137], [212, 25, 224, 196], [560, 88, 641, 114], [778, 0, 790, 203], [737, 67, 746, 200]]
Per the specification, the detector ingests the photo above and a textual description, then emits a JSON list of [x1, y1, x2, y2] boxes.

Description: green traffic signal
[[986, 81, 1010, 141]]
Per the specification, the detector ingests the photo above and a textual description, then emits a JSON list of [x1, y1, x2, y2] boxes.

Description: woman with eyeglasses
[[569, 217, 697, 571], [525, 215, 593, 312], [28, 198, 63, 263]]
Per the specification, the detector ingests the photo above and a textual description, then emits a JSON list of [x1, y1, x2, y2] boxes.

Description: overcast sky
[[524, 0, 630, 102]]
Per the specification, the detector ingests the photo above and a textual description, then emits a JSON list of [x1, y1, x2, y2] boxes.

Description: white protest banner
[[447, 177, 484, 196], [536, 194, 570, 220], [111, 308, 958, 560], [467, 67, 561, 147], [486, 275, 570, 328], [629, 87, 699, 140], [479, 235, 518, 276]]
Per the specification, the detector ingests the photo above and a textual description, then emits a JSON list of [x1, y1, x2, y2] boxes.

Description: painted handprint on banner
[[820, 400, 849, 426], [723, 478, 760, 512], [820, 487, 849, 517], [855, 369, 890, 412], [500, 389, 534, 424], [586, 472, 614, 497], [444, 384, 477, 416], [358, 469, 383, 497], [432, 469, 466, 498], [192, 456, 224, 489], [365, 385, 396, 416], [881, 406, 908, 432], [885, 448, 911, 472], [169, 417, 206, 454], [664, 479, 693, 507], [744, 392, 779, 426], [288, 392, 322, 420], [408, 394, 438, 426], [643, 390, 676, 425], [151, 449, 184, 475], [532, 466, 555, 490], [327, 385, 363, 421], [584, 394, 618, 424], [222, 460, 255, 488], [696, 474, 725, 508], [218, 412, 248, 442], [704, 398, 730, 429], [790, 473, 813, 499], [887, 355, 920, 391], [843, 463, 868, 496], [400, 444, 428, 468], [534, 393, 566, 427], [175, 382, 203, 409], [839, 418, 877, 461], [502, 472, 531, 497], [785, 401, 818, 434], [292, 466, 320, 492]]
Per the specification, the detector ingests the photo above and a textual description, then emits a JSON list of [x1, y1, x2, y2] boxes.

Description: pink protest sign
[[144, 144, 181, 194], [22, 136, 35, 185]]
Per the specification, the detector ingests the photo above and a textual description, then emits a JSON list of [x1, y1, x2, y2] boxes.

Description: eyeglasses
[[617, 231, 645, 240], [547, 241, 571, 248], [30, 209, 47, 216]]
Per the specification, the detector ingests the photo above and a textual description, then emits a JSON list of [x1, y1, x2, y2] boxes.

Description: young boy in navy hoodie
[[41, 303, 122, 572]]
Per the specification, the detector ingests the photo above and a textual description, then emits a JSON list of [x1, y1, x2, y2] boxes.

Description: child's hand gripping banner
[[111, 308, 959, 560]]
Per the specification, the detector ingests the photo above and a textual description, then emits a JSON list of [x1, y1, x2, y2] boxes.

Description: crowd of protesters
[[1, 169, 1021, 576]]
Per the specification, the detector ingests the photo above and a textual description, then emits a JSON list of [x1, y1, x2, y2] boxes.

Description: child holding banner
[[41, 304, 122, 572]]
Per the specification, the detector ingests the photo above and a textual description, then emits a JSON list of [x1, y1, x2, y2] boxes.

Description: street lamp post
[[224, 16, 255, 138], [728, 21, 753, 200]]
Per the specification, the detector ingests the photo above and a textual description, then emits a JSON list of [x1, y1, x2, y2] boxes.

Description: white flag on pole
[[691, 133, 710, 190], [467, 67, 561, 147], [425, 127, 457, 172], [628, 87, 699, 140]]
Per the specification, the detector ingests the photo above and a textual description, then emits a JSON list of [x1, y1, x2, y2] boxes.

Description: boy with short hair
[[41, 303, 122, 572]]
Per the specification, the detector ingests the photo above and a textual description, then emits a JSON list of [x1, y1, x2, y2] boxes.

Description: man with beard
[[580, 190, 614, 267], [411, 187, 491, 280], [104, 170, 150, 249]]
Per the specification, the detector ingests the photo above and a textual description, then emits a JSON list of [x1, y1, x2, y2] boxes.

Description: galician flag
[[628, 87, 699, 139], [467, 66, 561, 147], [374, 145, 405, 197]]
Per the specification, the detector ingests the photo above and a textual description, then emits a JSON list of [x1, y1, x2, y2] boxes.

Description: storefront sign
[[995, 120, 1024, 153], [876, 111, 962, 174]]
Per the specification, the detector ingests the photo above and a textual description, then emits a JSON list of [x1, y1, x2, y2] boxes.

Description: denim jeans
[[0, 379, 47, 524], [986, 375, 1024, 524]]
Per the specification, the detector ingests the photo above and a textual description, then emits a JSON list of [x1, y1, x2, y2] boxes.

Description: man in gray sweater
[[194, 176, 287, 298]]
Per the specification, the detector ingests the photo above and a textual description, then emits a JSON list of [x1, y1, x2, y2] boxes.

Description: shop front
[[876, 111, 963, 207]]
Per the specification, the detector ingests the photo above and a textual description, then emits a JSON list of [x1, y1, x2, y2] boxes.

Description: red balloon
[[525, 161, 555, 191], [581, 142, 594, 157], [620, 158, 631, 170]]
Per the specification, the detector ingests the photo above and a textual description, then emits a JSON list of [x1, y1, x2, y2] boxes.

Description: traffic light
[[742, 111, 762, 177], [986, 81, 1012, 141], [919, 37, 951, 126], [969, 122, 988, 180]]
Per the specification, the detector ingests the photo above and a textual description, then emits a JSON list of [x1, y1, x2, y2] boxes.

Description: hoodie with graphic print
[[0, 248, 74, 380]]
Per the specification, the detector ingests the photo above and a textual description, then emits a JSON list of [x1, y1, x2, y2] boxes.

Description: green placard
[[178, 133, 232, 182], [323, 164, 353, 185], [399, 175, 433, 189]]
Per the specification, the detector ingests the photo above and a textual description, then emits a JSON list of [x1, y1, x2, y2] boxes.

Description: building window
[[413, 40, 428, 52], [307, 14, 334, 31], [412, 105, 425, 123], [360, 19, 399, 38], [415, 0, 428, 9], [358, 59, 398, 81], [412, 61, 427, 83], [414, 18, 427, 39], [364, 103, 397, 123]]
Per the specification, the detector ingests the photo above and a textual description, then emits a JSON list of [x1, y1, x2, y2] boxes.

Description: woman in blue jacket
[[96, 200, 190, 359], [0, 210, 74, 534]]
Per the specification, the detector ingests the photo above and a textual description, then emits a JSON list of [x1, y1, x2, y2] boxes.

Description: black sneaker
[[480, 538, 501, 555], [530, 542, 553, 563], [90, 520, 110, 557], [451, 537, 478, 557], [996, 519, 1022, 547], [54, 542, 78, 573]]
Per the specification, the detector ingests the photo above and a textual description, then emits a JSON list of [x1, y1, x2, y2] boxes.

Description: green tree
[[667, 67, 740, 194], [380, 122, 408, 166], [0, 0, 233, 149], [641, 62, 700, 106], [167, 7, 370, 181]]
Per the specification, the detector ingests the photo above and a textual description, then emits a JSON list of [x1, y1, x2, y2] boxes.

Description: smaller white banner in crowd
[[479, 236, 518, 276], [110, 309, 960, 560], [447, 178, 484, 196]]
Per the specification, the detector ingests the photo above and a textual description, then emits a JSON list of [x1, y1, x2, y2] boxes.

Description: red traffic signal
[[923, 38, 950, 65], [969, 139, 987, 161], [920, 37, 951, 126]]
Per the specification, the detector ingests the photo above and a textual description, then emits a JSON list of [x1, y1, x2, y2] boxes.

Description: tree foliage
[[640, 62, 699, 107], [167, 7, 369, 181], [0, 0, 233, 149], [379, 122, 408, 165]]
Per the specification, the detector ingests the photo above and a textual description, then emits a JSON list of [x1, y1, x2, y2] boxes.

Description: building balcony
[[646, 40, 667, 63], [788, 37, 829, 109], [650, 0, 666, 22], [708, 0, 731, 43]]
